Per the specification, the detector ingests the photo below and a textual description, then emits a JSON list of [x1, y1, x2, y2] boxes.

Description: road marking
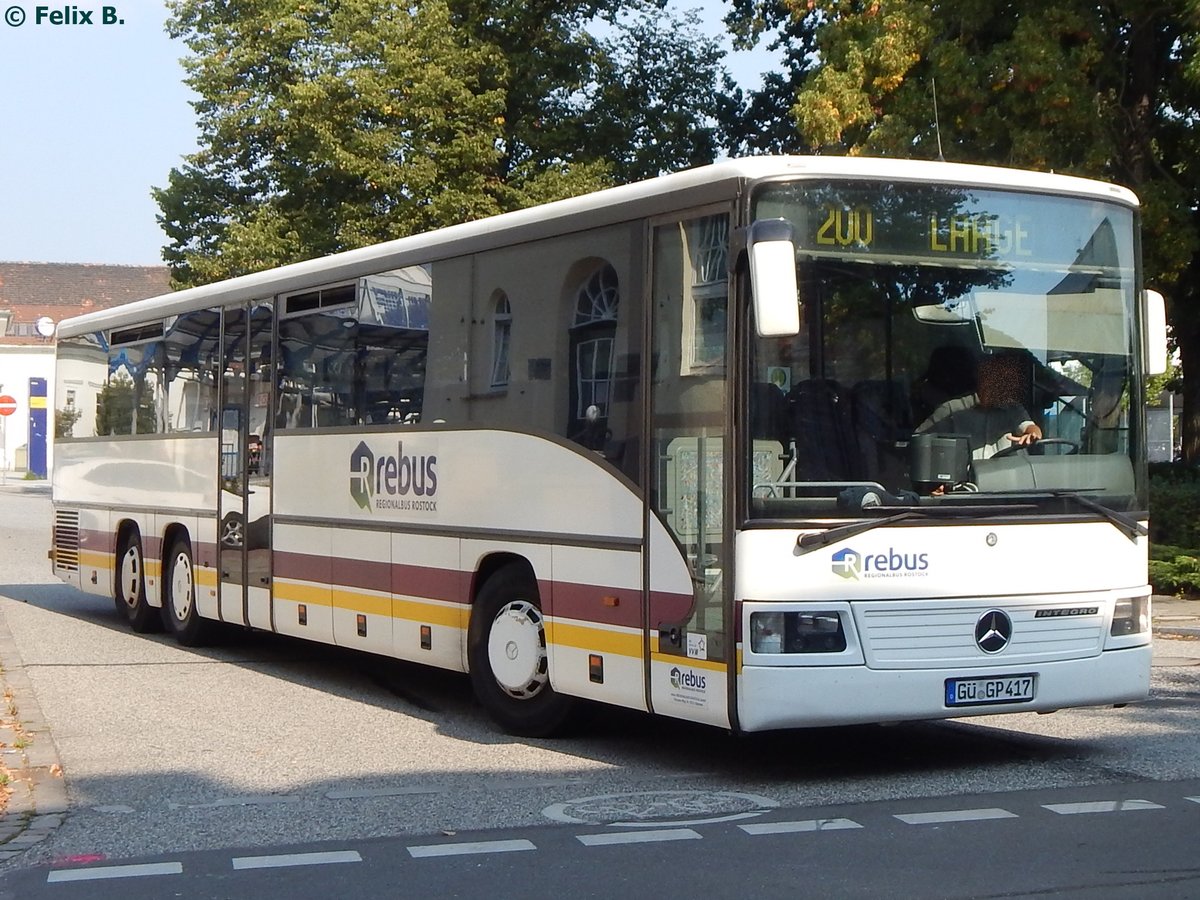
[[1043, 800, 1164, 815], [576, 828, 702, 846], [739, 818, 862, 835], [408, 839, 536, 858], [895, 808, 1018, 825], [167, 794, 300, 810], [327, 786, 444, 800], [1187, 797, 1200, 805], [47, 862, 183, 883], [232, 850, 362, 870]]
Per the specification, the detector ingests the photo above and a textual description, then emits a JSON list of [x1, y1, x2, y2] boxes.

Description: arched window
[[568, 263, 619, 446], [491, 292, 511, 388]]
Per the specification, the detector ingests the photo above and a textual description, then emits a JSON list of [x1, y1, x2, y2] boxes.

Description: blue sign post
[[28, 377, 47, 478]]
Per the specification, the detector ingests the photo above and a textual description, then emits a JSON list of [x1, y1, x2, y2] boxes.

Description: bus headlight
[[749, 611, 847, 653], [1110, 596, 1149, 637]]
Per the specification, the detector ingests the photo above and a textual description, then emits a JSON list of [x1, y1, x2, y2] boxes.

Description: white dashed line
[[739, 818, 862, 835], [576, 828, 702, 846], [1043, 800, 1164, 815], [895, 808, 1018, 825], [326, 786, 443, 800], [47, 862, 184, 883], [167, 794, 300, 811], [407, 839, 536, 858], [1186, 797, 1200, 805], [232, 850, 362, 870]]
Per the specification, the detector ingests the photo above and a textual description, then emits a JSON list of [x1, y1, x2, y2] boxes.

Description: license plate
[[945, 673, 1036, 707]]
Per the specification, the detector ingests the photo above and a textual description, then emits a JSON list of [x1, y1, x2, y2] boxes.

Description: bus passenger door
[[218, 302, 275, 630], [647, 210, 732, 729]]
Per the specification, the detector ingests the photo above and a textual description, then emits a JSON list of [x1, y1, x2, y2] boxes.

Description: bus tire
[[114, 530, 160, 633], [161, 537, 212, 647], [468, 563, 574, 737]]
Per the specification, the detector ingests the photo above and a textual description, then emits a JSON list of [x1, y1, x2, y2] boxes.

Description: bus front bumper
[[736, 644, 1151, 733]]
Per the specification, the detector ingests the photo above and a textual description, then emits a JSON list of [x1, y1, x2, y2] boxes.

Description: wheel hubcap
[[487, 600, 549, 699], [120, 545, 141, 609], [171, 553, 194, 621]]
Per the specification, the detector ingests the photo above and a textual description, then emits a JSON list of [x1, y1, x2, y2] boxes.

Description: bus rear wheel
[[468, 563, 574, 737], [114, 530, 159, 633], [161, 537, 213, 647]]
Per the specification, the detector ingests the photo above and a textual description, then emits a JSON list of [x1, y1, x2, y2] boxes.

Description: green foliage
[[724, 0, 1200, 462], [95, 375, 157, 437], [1149, 545, 1200, 598], [1149, 463, 1200, 547], [54, 406, 82, 439], [158, 0, 507, 286], [156, 0, 729, 287], [1148, 462, 1200, 595]]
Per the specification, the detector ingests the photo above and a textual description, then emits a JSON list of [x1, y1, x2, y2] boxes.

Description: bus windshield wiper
[[1052, 490, 1147, 541], [796, 510, 926, 555]]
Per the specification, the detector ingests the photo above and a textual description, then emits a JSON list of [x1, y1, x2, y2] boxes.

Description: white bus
[[49, 156, 1167, 736]]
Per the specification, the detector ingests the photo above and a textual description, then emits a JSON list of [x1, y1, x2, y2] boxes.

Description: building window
[[682, 214, 729, 374], [491, 293, 511, 388], [569, 263, 619, 447]]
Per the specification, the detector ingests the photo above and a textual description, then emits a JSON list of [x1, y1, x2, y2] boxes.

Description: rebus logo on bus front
[[831, 546, 930, 580], [349, 440, 439, 512]]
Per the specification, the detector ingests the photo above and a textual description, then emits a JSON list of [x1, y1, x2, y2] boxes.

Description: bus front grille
[[856, 600, 1105, 668]]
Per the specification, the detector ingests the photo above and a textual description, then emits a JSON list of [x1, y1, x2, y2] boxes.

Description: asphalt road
[[1, 487, 1198, 897]]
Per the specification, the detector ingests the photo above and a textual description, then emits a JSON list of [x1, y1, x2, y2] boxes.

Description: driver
[[914, 352, 1042, 460]]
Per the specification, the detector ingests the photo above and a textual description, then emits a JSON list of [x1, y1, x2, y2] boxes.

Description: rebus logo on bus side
[[350, 440, 438, 512]]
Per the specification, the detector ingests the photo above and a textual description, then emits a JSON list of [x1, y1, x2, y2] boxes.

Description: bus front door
[[218, 301, 275, 630]]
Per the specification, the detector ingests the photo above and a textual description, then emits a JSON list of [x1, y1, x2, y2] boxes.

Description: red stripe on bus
[[276, 550, 466, 604], [547, 580, 641, 629]]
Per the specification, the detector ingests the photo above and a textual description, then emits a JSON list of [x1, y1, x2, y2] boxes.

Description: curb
[[1155, 626, 1200, 639], [0, 606, 67, 865]]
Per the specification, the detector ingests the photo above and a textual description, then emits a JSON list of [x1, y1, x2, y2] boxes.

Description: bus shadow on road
[[0, 580, 1106, 788]]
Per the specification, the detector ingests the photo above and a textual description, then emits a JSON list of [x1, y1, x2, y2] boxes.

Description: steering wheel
[[992, 438, 1080, 459]]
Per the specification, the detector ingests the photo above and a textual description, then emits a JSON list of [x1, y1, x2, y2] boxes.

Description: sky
[[0, 2, 778, 268]]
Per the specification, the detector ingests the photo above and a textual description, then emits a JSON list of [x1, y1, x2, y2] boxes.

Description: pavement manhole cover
[[543, 790, 778, 827]]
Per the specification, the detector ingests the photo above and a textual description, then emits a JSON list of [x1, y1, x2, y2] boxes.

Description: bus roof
[[58, 155, 1140, 338]]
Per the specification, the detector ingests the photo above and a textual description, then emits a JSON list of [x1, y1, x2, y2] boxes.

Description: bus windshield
[[746, 180, 1144, 521]]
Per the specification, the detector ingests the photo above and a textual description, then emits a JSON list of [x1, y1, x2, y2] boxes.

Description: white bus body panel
[[53, 437, 216, 605], [272, 429, 654, 712], [734, 524, 1152, 732]]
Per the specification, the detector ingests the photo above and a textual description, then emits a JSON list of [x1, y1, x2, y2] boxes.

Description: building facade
[[0, 263, 170, 477]]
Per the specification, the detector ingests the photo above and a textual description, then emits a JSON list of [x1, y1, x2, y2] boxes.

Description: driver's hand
[[1007, 424, 1043, 446]]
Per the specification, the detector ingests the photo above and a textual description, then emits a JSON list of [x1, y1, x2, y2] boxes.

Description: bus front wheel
[[468, 563, 574, 737], [161, 537, 212, 647], [114, 530, 159, 633]]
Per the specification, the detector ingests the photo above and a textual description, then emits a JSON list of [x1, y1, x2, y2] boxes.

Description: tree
[[54, 406, 82, 439], [725, 0, 1200, 462], [157, 0, 507, 286], [156, 0, 729, 287], [95, 375, 157, 437]]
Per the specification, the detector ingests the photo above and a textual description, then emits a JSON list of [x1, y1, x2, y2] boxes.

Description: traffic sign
[[0, 395, 15, 417]]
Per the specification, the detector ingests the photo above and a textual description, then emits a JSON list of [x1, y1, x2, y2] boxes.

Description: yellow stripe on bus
[[274, 580, 467, 629], [78, 550, 113, 569], [649, 651, 727, 673], [544, 620, 642, 658]]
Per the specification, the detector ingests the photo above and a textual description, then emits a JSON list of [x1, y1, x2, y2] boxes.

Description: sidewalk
[[0, 480, 49, 495], [0, 610, 67, 864], [1152, 595, 1200, 639]]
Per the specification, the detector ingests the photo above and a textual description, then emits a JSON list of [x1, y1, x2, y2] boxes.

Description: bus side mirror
[[749, 219, 800, 337], [1145, 289, 1168, 376]]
